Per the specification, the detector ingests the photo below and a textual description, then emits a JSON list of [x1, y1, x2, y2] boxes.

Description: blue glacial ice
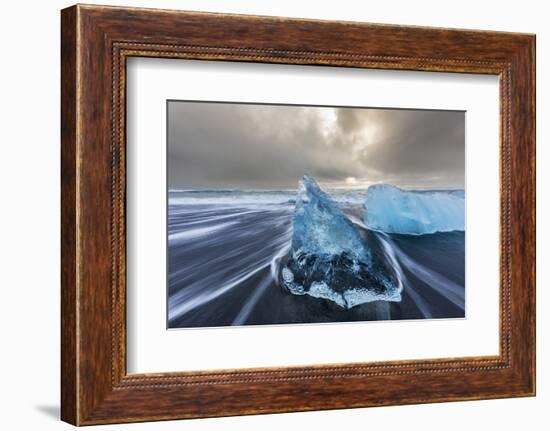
[[281, 175, 401, 308], [364, 184, 465, 235]]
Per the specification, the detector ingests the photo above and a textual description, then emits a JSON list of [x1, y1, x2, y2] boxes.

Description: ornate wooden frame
[[61, 4, 536, 425]]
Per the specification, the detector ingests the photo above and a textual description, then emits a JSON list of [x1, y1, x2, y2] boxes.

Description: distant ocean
[[167, 187, 465, 328]]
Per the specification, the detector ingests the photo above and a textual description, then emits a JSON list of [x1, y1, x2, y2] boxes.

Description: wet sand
[[168, 203, 465, 329]]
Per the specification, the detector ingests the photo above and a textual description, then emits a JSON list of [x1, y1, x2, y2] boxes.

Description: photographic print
[[167, 101, 465, 329]]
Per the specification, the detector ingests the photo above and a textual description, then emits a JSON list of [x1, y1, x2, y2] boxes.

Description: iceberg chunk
[[291, 175, 369, 259], [364, 184, 465, 235], [282, 175, 401, 308]]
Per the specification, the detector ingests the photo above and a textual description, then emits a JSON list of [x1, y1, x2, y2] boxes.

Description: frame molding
[[61, 4, 535, 425]]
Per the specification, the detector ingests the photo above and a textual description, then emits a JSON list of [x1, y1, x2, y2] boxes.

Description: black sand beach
[[167, 195, 465, 329]]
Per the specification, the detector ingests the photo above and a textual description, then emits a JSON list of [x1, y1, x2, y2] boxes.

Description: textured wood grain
[[60, 5, 78, 425], [60, 4, 535, 425]]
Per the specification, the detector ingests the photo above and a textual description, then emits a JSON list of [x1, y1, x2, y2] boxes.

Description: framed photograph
[[165, 101, 466, 329], [61, 4, 536, 425]]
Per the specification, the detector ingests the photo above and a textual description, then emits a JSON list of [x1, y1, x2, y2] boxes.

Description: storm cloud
[[168, 101, 464, 190]]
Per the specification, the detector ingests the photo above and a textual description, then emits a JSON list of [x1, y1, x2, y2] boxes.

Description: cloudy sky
[[168, 101, 464, 190]]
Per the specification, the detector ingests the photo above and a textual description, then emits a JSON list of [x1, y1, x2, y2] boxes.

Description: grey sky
[[168, 101, 465, 190]]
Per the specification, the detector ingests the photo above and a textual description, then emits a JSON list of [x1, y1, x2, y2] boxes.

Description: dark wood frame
[[61, 4, 536, 426]]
